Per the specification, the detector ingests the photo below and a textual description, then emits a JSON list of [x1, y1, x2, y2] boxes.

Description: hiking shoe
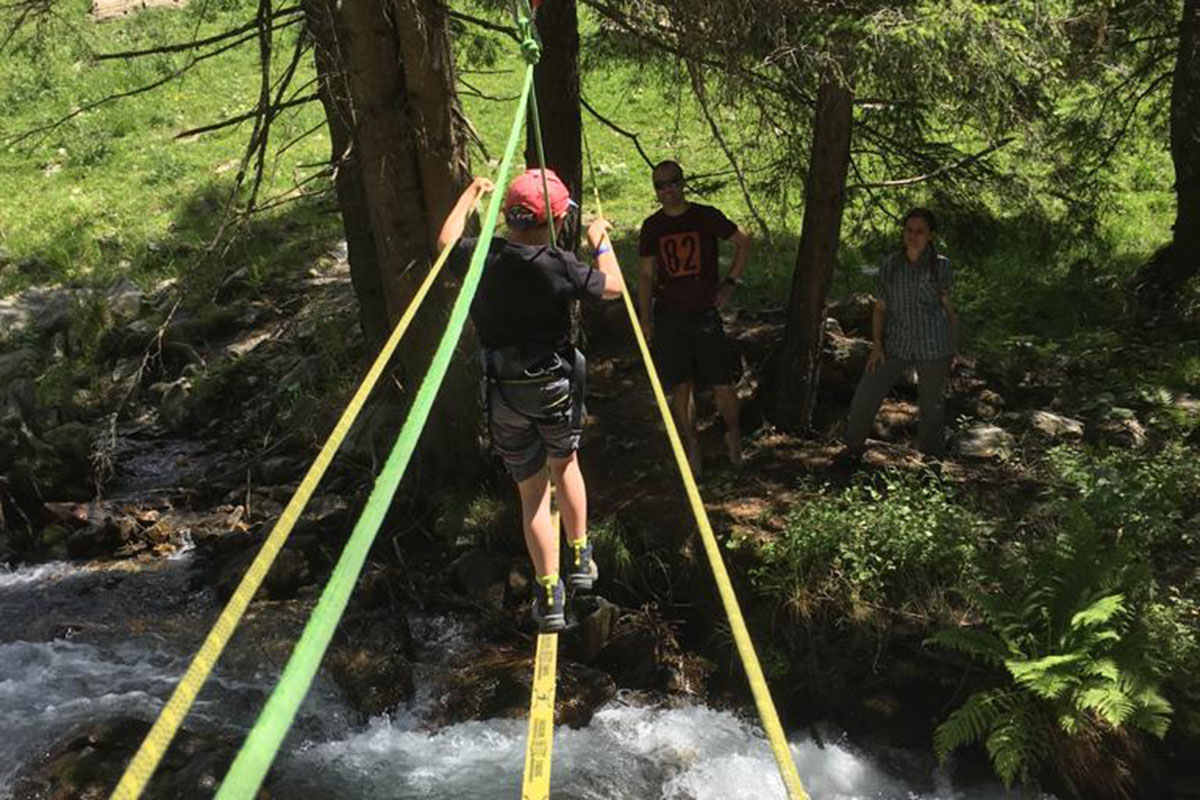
[[566, 541, 599, 592], [531, 577, 566, 633]]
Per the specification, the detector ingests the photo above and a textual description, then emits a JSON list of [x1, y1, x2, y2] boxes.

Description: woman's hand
[[472, 176, 495, 195], [866, 346, 886, 373]]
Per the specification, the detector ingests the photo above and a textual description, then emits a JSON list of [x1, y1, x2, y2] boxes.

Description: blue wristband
[[592, 244, 612, 257]]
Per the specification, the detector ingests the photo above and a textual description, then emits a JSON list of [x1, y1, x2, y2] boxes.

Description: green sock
[[569, 535, 588, 567], [536, 573, 559, 608]]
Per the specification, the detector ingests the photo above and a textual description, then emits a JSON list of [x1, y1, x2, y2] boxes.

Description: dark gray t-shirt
[[875, 250, 954, 360], [453, 237, 605, 352]]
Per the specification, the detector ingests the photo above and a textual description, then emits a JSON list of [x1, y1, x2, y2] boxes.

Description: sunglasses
[[653, 178, 683, 190]]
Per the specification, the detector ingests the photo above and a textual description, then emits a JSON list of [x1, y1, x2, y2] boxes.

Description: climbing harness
[[482, 346, 586, 436]]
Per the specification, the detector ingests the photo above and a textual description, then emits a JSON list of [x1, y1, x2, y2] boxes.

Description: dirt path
[[91, 0, 186, 21]]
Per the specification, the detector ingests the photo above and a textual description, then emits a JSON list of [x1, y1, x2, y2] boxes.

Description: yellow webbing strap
[[110, 228, 473, 800], [583, 127, 808, 799], [522, 632, 558, 798], [616, 286, 808, 800], [521, 482, 560, 799]]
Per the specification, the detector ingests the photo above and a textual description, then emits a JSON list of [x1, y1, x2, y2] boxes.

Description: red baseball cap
[[504, 168, 571, 225]]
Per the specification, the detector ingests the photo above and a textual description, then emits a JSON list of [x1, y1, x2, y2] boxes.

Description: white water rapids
[[0, 558, 1034, 799]]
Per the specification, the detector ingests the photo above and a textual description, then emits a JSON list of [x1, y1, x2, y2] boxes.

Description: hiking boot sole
[[568, 573, 595, 592]]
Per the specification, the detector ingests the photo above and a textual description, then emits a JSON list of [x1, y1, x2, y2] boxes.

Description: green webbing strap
[[514, 0, 556, 250], [213, 66, 537, 799], [530, 84, 555, 249]]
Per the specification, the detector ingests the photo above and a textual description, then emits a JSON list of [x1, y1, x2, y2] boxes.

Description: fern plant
[[928, 510, 1172, 791]]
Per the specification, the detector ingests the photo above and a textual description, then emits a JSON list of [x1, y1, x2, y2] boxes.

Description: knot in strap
[[520, 33, 542, 65]]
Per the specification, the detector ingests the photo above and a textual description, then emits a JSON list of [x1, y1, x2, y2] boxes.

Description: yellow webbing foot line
[[522, 632, 558, 799], [110, 231, 471, 800], [521, 482, 560, 799]]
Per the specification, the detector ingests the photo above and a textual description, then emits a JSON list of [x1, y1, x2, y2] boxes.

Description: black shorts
[[652, 307, 741, 390]]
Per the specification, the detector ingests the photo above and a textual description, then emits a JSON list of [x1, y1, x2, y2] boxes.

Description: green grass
[[0, 0, 336, 295], [1, 0, 1178, 347]]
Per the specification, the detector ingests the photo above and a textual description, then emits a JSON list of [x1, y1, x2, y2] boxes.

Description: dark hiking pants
[[845, 356, 951, 456]]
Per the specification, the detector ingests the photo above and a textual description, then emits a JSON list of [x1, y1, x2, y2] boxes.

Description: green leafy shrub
[[746, 470, 985, 619], [589, 514, 634, 581], [1047, 444, 1199, 552], [929, 512, 1171, 792], [435, 490, 508, 549]]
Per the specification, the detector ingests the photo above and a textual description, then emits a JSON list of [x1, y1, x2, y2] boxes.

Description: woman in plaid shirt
[[842, 208, 959, 461]]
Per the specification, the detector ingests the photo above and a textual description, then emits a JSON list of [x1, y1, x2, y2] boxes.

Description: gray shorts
[[487, 363, 585, 483]]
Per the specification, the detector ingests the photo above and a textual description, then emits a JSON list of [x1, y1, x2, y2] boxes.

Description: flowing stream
[[0, 554, 1035, 799]]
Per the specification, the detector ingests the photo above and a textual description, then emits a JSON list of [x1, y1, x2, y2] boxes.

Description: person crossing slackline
[[638, 160, 752, 475], [437, 169, 624, 633], [840, 208, 960, 463]]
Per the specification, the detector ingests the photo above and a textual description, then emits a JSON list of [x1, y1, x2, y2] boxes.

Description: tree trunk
[[394, 0, 471, 248], [1172, 0, 1200, 269], [1132, 1, 1200, 328], [525, 0, 582, 251], [304, 0, 479, 482], [771, 79, 854, 432], [304, 0, 388, 347]]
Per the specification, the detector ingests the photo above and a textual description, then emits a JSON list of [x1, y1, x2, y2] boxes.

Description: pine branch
[[174, 93, 319, 139], [847, 137, 1015, 191], [579, 0, 799, 101], [447, 8, 519, 41], [457, 76, 521, 102], [687, 61, 771, 241], [580, 95, 655, 169], [2, 18, 301, 149], [94, 5, 301, 60], [276, 119, 325, 158]]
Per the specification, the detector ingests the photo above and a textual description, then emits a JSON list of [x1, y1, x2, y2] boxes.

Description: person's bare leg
[[516, 468, 557, 578], [713, 384, 741, 465], [548, 452, 586, 545], [671, 381, 701, 473]]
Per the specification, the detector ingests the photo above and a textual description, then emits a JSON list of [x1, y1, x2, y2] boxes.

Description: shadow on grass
[[3, 177, 343, 305]]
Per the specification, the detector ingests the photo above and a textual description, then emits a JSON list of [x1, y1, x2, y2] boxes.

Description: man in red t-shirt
[[638, 160, 752, 472]]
